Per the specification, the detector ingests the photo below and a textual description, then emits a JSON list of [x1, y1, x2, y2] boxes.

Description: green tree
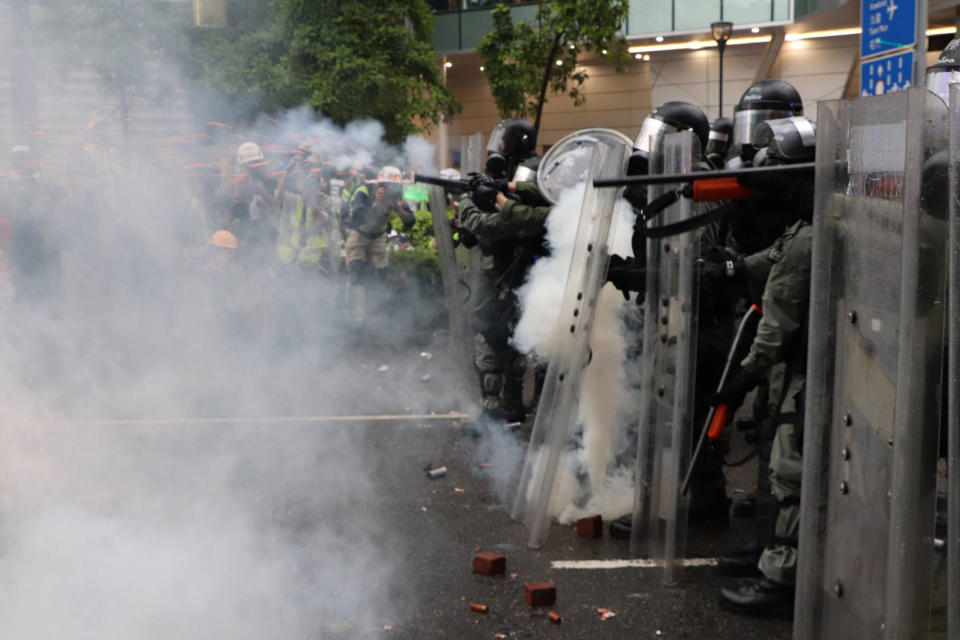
[[476, 1, 629, 134], [40, 0, 189, 134], [189, 0, 461, 143]]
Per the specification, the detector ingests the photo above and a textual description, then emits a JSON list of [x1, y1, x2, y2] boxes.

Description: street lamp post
[[711, 21, 733, 117]]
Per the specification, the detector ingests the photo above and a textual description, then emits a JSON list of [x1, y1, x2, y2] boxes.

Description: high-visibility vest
[[298, 198, 329, 267], [276, 194, 307, 264]]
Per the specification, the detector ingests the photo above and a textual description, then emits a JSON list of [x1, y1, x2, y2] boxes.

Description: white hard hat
[[237, 142, 264, 166], [377, 165, 402, 182]]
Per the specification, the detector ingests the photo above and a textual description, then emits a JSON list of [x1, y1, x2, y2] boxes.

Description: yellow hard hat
[[209, 229, 238, 250]]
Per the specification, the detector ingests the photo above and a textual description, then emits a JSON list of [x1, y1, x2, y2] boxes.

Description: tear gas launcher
[[593, 161, 815, 202], [413, 174, 471, 195]]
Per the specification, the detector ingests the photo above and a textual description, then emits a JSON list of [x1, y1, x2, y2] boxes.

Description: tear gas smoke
[[0, 7, 462, 635], [512, 184, 637, 522]]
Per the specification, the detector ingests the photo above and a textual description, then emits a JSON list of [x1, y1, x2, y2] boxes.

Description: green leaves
[[191, 0, 461, 143], [476, 0, 629, 131]]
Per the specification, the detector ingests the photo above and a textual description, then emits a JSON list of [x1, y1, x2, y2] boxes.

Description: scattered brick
[[524, 581, 557, 607], [548, 611, 563, 623], [473, 552, 507, 576], [576, 514, 603, 538], [470, 602, 489, 613]]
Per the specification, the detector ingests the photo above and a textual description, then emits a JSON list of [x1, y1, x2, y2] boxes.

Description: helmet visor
[[733, 109, 796, 148], [634, 117, 679, 155], [486, 123, 507, 154], [924, 68, 960, 105]]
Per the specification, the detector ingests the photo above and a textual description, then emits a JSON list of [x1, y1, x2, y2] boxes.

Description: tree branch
[[533, 33, 561, 136]]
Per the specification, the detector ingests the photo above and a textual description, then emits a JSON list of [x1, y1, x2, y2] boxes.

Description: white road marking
[[551, 557, 718, 570], [38, 412, 471, 427]]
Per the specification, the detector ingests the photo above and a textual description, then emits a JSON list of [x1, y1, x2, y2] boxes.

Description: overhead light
[[711, 21, 734, 45], [444, 61, 452, 68], [601, 49, 608, 55], [784, 27, 860, 41], [751, 27, 760, 33], [635, 53, 643, 59], [569, 44, 575, 49], [555, 59, 563, 66], [629, 24, 955, 55], [643, 54, 650, 61], [479, 65, 484, 71], [629, 34, 770, 54]]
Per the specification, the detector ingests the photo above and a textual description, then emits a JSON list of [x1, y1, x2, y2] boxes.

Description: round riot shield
[[537, 128, 632, 204]]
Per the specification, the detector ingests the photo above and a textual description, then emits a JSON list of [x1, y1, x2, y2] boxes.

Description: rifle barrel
[[592, 161, 816, 188], [414, 174, 471, 194]]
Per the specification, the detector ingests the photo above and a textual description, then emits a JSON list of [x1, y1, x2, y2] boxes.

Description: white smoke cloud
[[512, 184, 637, 520], [0, 4, 454, 636]]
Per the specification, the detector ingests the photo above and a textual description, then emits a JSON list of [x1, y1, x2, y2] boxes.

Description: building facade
[[433, 0, 960, 166]]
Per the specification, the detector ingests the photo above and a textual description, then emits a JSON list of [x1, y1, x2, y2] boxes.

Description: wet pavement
[[354, 410, 792, 640]]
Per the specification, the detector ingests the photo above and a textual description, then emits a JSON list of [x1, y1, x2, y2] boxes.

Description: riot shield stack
[[794, 88, 948, 639], [629, 130, 701, 585], [946, 83, 960, 640], [511, 141, 629, 548]]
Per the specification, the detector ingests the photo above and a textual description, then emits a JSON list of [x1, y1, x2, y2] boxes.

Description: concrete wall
[[440, 33, 861, 164]]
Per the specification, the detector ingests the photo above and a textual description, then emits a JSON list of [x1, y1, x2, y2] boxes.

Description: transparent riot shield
[[947, 83, 960, 639], [511, 141, 629, 549], [794, 88, 947, 639], [457, 133, 485, 311], [427, 184, 476, 406], [629, 131, 700, 585]]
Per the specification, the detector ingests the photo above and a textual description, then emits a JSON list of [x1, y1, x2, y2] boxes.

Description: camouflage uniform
[[459, 181, 550, 418], [739, 219, 813, 586]]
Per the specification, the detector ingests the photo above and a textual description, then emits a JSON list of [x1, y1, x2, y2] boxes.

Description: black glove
[[711, 367, 762, 410], [468, 172, 508, 194], [473, 185, 500, 212], [455, 226, 478, 248], [606, 254, 645, 301]]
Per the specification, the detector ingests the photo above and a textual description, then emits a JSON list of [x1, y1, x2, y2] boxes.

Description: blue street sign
[[860, 49, 914, 96], [861, 0, 917, 59]]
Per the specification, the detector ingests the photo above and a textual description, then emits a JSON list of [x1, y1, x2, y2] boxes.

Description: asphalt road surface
[[359, 415, 791, 640], [13, 339, 791, 639]]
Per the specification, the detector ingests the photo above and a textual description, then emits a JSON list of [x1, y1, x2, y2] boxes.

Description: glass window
[[434, 12, 461, 52], [427, 0, 458, 11], [674, 0, 721, 32], [773, 0, 790, 21], [723, 0, 774, 24], [627, 0, 672, 35]]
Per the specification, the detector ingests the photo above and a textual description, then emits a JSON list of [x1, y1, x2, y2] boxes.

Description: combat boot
[[719, 577, 794, 617]]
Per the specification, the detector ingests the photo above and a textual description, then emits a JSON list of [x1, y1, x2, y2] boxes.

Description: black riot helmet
[[751, 116, 816, 166], [733, 79, 803, 163], [705, 117, 734, 168], [486, 118, 537, 178], [926, 35, 960, 105], [627, 101, 710, 175]]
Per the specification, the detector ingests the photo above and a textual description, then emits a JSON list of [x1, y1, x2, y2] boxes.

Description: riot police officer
[[712, 134, 816, 616], [460, 118, 550, 423]]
